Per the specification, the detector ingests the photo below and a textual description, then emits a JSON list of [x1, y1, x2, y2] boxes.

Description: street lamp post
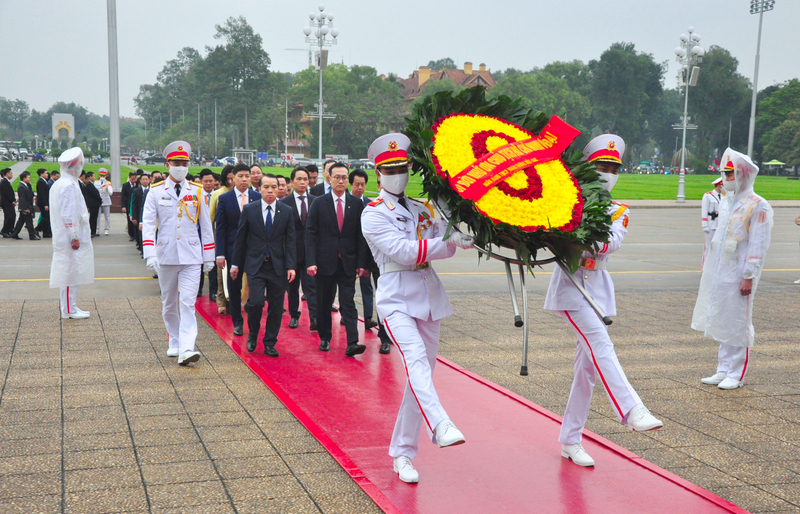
[[674, 27, 705, 203], [747, 0, 775, 158], [303, 4, 339, 161]]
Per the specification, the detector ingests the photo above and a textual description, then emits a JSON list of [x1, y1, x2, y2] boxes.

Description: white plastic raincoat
[[49, 148, 95, 288], [691, 148, 772, 347]]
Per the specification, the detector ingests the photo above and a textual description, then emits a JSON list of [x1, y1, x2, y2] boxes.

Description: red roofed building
[[397, 62, 495, 101]]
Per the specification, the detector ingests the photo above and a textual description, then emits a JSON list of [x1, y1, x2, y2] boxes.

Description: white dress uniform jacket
[[142, 179, 215, 264], [692, 152, 772, 348], [544, 201, 629, 317], [701, 190, 722, 233], [95, 178, 114, 207], [361, 190, 456, 322]]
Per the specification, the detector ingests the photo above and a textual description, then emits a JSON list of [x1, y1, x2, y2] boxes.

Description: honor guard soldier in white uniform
[[701, 176, 724, 261], [693, 149, 772, 389], [142, 141, 216, 365], [362, 134, 474, 484], [544, 134, 662, 468]]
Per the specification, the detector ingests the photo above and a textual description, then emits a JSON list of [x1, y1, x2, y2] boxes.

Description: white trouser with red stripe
[[158, 264, 202, 355], [559, 302, 642, 445], [384, 311, 448, 460], [59, 286, 79, 315], [716, 344, 750, 381]]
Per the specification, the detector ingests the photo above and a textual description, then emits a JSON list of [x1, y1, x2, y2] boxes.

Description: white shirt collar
[[332, 190, 346, 202], [261, 198, 277, 210], [294, 190, 307, 199]]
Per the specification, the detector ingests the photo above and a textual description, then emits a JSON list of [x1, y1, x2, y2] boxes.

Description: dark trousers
[[363, 265, 391, 344], [199, 269, 218, 298], [127, 215, 136, 239], [89, 206, 99, 235], [287, 258, 316, 320], [36, 210, 51, 237], [244, 260, 287, 347], [12, 211, 35, 238], [228, 265, 245, 328], [1, 205, 15, 234], [316, 260, 358, 343]]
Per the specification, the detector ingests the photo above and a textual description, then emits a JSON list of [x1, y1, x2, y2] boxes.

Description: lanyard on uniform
[[178, 194, 200, 223]]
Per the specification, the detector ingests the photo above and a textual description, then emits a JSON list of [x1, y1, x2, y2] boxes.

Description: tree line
[[1, 16, 799, 168]]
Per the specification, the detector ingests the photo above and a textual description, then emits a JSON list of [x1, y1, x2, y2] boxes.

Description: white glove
[[445, 231, 474, 249], [203, 261, 215, 273], [146, 257, 160, 273]]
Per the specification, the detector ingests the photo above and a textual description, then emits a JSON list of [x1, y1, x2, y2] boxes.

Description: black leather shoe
[[30, 234, 41, 240], [264, 346, 279, 357], [309, 319, 317, 331], [246, 336, 257, 352], [380, 340, 391, 354], [345, 342, 366, 357], [301, 294, 307, 301], [319, 340, 330, 351], [331, 305, 339, 312], [210, 294, 217, 302], [10, 234, 22, 240], [129, 237, 135, 242], [339, 318, 345, 325], [288, 317, 299, 329], [233, 325, 244, 336], [1, 232, 10, 238], [364, 318, 379, 330]]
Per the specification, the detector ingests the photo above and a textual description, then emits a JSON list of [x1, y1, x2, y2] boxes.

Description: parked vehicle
[[144, 154, 167, 165]]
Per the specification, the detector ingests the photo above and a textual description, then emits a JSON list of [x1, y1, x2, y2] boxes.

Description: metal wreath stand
[[472, 243, 613, 376]]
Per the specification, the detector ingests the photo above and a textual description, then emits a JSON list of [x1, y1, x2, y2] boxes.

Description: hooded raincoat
[[49, 148, 95, 288], [691, 148, 772, 347]]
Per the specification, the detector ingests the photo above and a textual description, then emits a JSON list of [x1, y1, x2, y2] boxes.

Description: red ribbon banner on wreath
[[448, 116, 580, 202]]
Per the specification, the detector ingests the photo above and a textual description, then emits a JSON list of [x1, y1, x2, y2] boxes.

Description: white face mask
[[381, 172, 409, 196], [169, 166, 188, 182], [598, 172, 618, 192], [723, 179, 736, 192]]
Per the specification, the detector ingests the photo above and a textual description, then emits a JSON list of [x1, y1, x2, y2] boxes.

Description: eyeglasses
[[331, 175, 348, 182]]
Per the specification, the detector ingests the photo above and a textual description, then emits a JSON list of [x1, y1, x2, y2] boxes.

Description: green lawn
[[612, 173, 800, 200]]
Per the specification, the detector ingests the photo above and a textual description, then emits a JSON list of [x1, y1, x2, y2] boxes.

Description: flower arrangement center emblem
[[404, 87, 613, 271], [431, 113, 582, 232]]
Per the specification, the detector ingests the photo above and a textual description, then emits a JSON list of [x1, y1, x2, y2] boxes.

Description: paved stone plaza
[[1, 208, 800, 513]]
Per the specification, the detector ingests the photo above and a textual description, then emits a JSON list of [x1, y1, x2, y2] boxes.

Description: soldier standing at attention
[[544, 134, 663, 468], [142, 141, 216, 366], [701, 176, 724, 261], [361, 133, 474, 484]]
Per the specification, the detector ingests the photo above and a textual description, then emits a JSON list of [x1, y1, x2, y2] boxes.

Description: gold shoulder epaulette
[[190, 181, 202, 187], [151, 180, 164, 187], [610, 203, 628, 222], [611, 200, 629, 208]]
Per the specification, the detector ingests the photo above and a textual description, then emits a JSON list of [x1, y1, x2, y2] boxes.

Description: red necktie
[[336, 197, 344, 231]]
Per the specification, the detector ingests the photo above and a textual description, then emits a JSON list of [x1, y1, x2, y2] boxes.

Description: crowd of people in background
[[118, 159, 392, 357]]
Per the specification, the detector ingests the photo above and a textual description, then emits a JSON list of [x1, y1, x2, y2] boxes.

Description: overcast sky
[[1, 0, 798, 118]]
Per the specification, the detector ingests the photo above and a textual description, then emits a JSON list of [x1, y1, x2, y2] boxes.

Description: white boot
[[166, 347, 179, 357], [561, 443, 595, 467], [434, 419, 465, 448], [626, 405, 663, 432], [178, 351, 201, 366], [701, 372, 726, 385], [718, 377, 743, 390], [393, 456, 419, 483]]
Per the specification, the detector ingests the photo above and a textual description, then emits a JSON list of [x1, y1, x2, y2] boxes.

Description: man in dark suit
[[130, 172, 151, 253], [280, 167, 317, 330], [349, 169, 391, 354], [1, 168, 16, 237], [120, 171, 137, 242], [308, 159, 335, 197], [34, 169, 51, 238], [306, 162, 368, 356], [81, 171, 103, 237], [10, 171, 40, 240], [216, 163, 261, 336], [231, 174, 296, 356]]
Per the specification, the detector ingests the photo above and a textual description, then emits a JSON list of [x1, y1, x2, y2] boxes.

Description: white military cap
[[712, 177, 723, 185], [582, 134, 625, 164], [368, 133, 410, 168], [162, 140, 191, 161]]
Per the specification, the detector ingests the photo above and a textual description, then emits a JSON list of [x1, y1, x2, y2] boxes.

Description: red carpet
[[196, 297, 748, 514]]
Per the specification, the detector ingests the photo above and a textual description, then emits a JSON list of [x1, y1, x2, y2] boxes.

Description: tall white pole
[[284, 100, 289, 158], [677, 69, 690, 203], [318, 38, 324, 160], [747, 8, 765, 158], [214, 99, 217, 156], [106, 0, 121, 185]]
